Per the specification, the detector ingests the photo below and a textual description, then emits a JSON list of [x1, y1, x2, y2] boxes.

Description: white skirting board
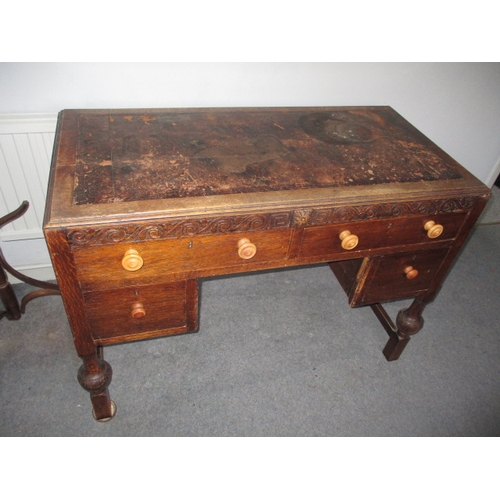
[[1, 234, 56, 284], [5, 263, 56, 285]]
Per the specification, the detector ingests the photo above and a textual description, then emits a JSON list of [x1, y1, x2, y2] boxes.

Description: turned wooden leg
[[371, 298, 427, 361], [77, 348, 116, 422], [384, 298, 426, 361]]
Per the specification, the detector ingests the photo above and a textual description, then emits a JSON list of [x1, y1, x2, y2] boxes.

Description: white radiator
[[0, 113, 58, 283], [0, 113, 57, 240]]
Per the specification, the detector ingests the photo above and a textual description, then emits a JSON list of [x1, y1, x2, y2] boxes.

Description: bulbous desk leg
[[77, 347, 116, 422], [371, 298, 427, 361]]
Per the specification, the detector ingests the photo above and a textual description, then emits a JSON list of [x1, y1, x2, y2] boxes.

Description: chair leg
[[0, 266, 21, 320], [0, 201, 60, 321]]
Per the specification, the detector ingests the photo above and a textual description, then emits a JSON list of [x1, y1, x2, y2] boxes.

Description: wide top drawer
[[72, 227, 293, 290]]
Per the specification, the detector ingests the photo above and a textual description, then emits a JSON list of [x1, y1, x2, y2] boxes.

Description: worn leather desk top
[[45, 106, 487, 227]]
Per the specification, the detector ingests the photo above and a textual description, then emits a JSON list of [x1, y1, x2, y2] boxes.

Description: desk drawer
[[84, 280, 199, 344], [299, 212, 466, 259], [73, 228, 292, 290], [331, 247, 450, 307]]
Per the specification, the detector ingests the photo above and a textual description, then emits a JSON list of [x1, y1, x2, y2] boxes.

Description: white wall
[[2, 62, 500, 185], [1, 62, 499, 282]]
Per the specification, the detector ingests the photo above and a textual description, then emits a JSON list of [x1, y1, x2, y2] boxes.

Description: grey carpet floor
[[1, 218, 499, 436]]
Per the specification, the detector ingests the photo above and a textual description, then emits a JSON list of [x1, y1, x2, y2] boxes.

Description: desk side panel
[[43, 228, 95, 357]]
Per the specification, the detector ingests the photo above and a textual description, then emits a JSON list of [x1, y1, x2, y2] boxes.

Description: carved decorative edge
[[68, 213, 292, 247], [67, 197, 478, 247], [294, 197, 477, 227]]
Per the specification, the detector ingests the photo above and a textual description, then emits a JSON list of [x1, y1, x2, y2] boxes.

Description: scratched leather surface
[[73, 108, 462, 205]]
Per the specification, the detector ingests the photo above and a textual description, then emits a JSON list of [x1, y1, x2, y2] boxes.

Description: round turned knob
[[131, 302, 146, 319], [238, 238, 257, 259], [424, 220, 444, 239], [404, 266, 419, 280], [122, 249, 143, 271], [339, 230, 359, 250]]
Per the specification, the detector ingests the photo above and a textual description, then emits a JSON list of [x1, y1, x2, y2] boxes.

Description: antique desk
[[43, 107, 491, 421]]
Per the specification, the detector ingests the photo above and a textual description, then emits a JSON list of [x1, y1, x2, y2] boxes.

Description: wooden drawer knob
[[339, 230, 359, 250], [424, 220, 444, 239], [404, 266, 419, 280], [238, 238, 257, 259], [122, 249, 144, 271], [131, 302, 146, 319]]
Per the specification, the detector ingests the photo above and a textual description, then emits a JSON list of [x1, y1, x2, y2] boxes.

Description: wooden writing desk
[[43, 107, 491, 421]]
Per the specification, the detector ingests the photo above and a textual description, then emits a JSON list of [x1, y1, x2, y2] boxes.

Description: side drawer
[[84, 280, 199, 344], [330, 247, 450, 307], [299, 212, 466, 259]]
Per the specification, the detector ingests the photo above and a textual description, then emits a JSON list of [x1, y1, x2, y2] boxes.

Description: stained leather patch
[[72, 108, 462, 205]]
